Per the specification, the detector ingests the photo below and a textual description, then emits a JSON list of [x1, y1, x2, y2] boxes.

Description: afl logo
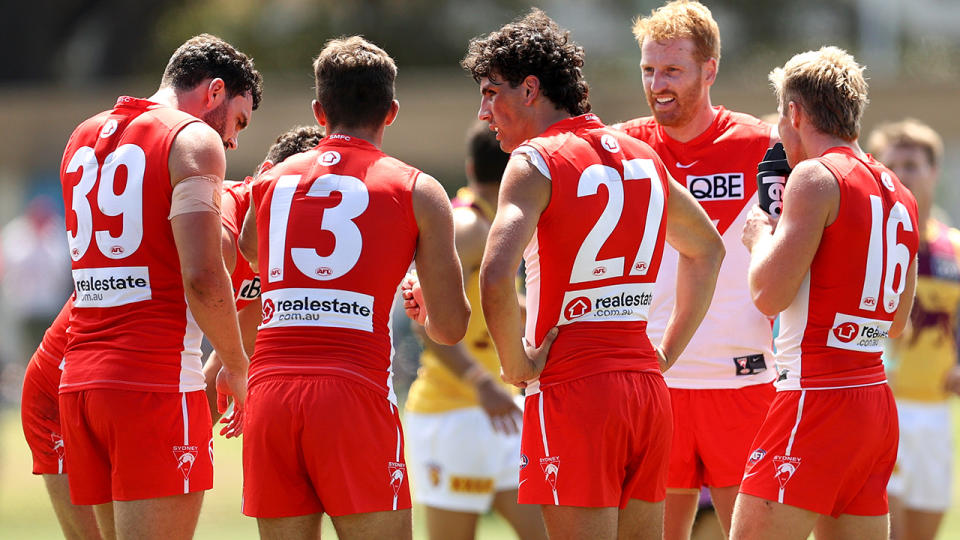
[[110, 245, 124, 255], [880, 172, 895, 192], [600, 134, 620, 154], [318, 151, 341, 166], [832, 322, 859, 343], [262, 298, 276, 323], [315, 267, 332, 277], [270, 267, 281, 278], [593, 266, 607, 277], [564, 296, 592, 320], [99, 119, 118, 139]]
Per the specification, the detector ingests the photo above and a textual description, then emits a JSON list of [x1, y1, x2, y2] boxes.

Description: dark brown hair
[[161, 34, 262, 110], [462, 9, 590, 116], [313, 36, 397, 130]]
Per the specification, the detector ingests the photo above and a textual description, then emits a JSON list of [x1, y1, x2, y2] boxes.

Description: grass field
[[2, 403, 960, 539]]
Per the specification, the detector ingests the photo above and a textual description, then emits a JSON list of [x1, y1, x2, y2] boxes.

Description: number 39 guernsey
[[514, 114, 671, 389], [249, 134, 420, 403], [59, 97, 204, 393]]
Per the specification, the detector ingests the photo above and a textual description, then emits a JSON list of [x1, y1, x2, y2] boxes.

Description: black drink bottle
[[756, 142, 791, 218]]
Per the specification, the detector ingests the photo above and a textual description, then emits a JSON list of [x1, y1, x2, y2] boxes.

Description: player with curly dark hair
[[462, 9, 589, 122], [468, 9, 724, 540]]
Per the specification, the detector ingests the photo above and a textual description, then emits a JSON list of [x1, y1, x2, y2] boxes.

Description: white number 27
[[569, 158, 665, 284]]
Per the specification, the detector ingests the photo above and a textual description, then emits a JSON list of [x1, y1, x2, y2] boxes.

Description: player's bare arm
[[169, 121, 249, 408], [889, 256, 917, 339], [743, 159, 840, 315], [480, 155, 558, 385], [420, 204, 522, 433], [411, 173, 471, 345], [238, 201, 258, 272], [660, 173, 725, 370]]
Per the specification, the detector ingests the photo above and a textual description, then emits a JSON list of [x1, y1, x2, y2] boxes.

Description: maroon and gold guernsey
[[515, 114, 671, 391], [249, 134, 420, 403], [221, 178, 260, 310], [776, 148, 920, 390], [59, 97, 204, 394]]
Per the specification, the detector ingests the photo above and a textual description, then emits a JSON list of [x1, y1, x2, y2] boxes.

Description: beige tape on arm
[[169, 174, 222, 219]]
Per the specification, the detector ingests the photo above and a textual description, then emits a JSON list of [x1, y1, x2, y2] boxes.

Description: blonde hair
[[769, 46, 868, 141], [632, 0, 721, 63], [866, 118, 943, 168]]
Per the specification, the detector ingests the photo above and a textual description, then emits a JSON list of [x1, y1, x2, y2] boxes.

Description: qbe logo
[[832, 322, 859, 343], [564, 296, 592, 320], [262, 298, 276, 323], [686, 173, 744, 201]]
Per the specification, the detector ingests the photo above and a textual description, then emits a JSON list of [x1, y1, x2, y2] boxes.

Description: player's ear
[[384, 99, 400, 126], [206, 78, 226, 110], [522, 75, 540, 105], [312, 100, 327, 126], [702, 58, 718, 86], [787, 101, 801, 129]]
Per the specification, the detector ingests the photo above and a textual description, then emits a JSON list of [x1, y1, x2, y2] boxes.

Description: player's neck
[[804, 130, 865, 161], [468, 181, 500, 210], [325, 125, 385, 148], [660, 101, 717, 144], [534, 106, 573, 138], [147, 87, 179, 110]]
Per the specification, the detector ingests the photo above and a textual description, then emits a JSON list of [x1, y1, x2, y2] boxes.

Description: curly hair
[[314, 36, 397, 130], [462, 8, 590, 116], [259, 125, 325, 174], [161, 34, 263, 110], [769, 46, 868, 141]]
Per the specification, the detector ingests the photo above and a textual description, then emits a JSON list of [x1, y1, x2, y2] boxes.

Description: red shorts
[[60, 389, 213, 505], [668, 383, 775, 489], [519, 371, 672, 508], [21, 356, 65, 475], [242, 375, 411, 518], [739, 385, 897, 517]]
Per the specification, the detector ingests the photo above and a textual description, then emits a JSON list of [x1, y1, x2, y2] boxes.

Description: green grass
[[4, 404, 960, 539], [0, 407, 515, 539]]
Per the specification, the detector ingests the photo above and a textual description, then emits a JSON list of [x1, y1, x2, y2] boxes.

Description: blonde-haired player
[[618, 2, 778, 537], [735, 46, 918, 540]]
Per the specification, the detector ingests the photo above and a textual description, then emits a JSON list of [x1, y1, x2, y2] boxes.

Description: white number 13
[[267, 174, 369, 282]]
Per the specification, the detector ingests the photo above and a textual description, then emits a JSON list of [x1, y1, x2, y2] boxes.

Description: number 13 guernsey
[[59, 97, 204, 393], [516, 114, 671, 389], [250, 135, 420, 403]]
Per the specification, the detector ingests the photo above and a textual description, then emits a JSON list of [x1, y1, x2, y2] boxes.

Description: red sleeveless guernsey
[[775, 147, 919, 390], [59, 96, 204, 393], [515, 114, 671, 389], [221, 178, 259, 310], [249, 134, 420, 403]]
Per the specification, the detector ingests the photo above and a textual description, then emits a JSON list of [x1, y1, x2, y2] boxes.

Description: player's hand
[[656, 347, 675, 372], [741, 205, 776, 253], [945, 366, 960, 396], [216, 364, 248, 438], [400, 272, 426, 325], [502, 327, 559, 388], [475, 377, 523, 435]]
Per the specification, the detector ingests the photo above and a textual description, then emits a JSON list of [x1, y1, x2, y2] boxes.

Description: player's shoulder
[[718, 109, 773, 141], [612, 116, 658, 139]]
